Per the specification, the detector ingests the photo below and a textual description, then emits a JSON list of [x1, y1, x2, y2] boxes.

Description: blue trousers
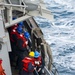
[[21, 70, 34, 75]]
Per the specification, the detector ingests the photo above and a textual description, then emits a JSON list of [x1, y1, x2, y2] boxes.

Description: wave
[[45, 0, 75, 9], [34, 0, 75, 75]]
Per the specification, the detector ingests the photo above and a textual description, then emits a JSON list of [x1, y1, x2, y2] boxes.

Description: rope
[[39, 42, 59, 75]]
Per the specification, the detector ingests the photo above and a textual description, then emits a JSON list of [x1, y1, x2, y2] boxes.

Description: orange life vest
[[0, 60, 6, 75], [22, 57, 34, 72], [10, 29, 28, 48], [11, 24, 18, 30], [10, 29, 19, 42], [17, 34, 28, 48], [34, 56, 42, 66]]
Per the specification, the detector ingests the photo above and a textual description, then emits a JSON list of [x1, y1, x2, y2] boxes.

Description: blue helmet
[[17, 26, 23, 33], [12, 17, 17, 20], [34, 51, 40, 58], [18, 22, 24, 27], [24, 31, 30, 39]]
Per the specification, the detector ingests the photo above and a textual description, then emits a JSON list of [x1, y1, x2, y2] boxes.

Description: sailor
[[33, 51, 45, 75], [9, 23, 20, 66], [16, 26, 28, 52], [14, 26, 29, 74], [21, 51, 35, 75], [24, 31, 32, 50], [9, 25, 29, 73], [9, 21, 24, 33], [9, 20, 24, 46]]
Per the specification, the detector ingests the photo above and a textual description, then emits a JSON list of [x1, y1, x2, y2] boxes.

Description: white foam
[[34, 0, 75, 74]]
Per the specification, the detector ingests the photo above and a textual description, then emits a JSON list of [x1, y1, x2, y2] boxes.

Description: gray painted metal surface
[[0, 11, 5, 38], [23, 0, 39, 11], [6, 0, 20, 4], [0, 10, 12, 75], [6, 0, 39, 11]]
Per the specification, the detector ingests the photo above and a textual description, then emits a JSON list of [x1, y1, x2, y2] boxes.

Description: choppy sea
[[34, 0, 75, 75]]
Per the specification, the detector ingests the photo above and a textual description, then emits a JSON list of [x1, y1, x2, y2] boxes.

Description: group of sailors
[[8, 18, 45, 75]]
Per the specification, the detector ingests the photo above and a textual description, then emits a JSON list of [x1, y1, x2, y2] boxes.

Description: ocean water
[[34, 0, 75, 75]]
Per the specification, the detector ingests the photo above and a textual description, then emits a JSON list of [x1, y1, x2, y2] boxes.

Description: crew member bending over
[[34, 51, 45, 75]]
